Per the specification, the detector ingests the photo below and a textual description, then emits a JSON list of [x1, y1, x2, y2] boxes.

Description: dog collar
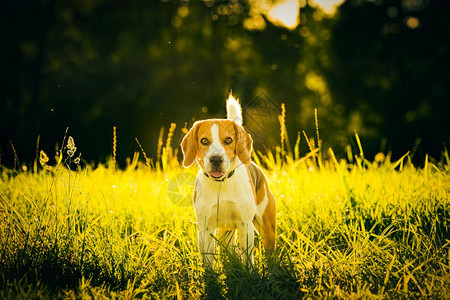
[[204, 169, 235, 182]]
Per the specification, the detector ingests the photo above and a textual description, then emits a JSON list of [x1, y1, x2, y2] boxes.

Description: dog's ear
[[234, 122, 253, 165], [181, 121, 201, 167]]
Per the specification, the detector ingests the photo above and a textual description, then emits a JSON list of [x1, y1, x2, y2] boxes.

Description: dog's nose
[[209, 155, 223, 167]]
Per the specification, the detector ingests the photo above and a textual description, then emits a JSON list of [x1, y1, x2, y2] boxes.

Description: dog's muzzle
[[207, 155, 225, 178]]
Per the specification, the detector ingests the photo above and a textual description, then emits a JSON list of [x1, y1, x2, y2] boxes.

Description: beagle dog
[[181, 93, 277, 266]]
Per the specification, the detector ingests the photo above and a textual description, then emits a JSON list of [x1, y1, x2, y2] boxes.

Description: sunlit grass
[[0, 125, 449, 298]]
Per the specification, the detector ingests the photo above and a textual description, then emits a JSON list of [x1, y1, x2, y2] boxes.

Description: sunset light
[[309, 0, 345, 15], [267, 0, 300, 29], [2, 0, 447, 297], [265, 0, 345, 30]]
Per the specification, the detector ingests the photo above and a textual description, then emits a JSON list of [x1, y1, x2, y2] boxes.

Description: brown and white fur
[[181, 94, 276, 266]]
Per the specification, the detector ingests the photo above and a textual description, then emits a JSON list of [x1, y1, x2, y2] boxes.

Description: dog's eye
[[200, 138, 209, 145], [224, 137, 233, 145]]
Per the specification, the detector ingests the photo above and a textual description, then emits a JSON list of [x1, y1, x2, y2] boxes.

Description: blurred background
[[1, 0, 449, 167]]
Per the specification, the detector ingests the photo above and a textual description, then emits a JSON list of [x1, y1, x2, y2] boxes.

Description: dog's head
[[181, 119, 253, 179]]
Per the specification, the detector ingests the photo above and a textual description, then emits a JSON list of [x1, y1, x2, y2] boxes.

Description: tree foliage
[[0, 0, 448, 166]]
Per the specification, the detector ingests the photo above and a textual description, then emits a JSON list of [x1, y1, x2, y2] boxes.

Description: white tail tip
[[226, 93, 243, 125]]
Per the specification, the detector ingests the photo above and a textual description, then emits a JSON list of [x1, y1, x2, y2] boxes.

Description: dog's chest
[[194, 167, 256, 230]]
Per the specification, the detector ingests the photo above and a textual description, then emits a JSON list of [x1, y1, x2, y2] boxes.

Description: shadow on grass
[[202, 244, 304, 300]]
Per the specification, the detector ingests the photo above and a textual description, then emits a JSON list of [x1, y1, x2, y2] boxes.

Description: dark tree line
[[1, 0, 449, 167]]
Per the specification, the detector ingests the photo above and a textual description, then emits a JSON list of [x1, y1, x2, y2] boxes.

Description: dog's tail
[[226, 92, 243, 126]]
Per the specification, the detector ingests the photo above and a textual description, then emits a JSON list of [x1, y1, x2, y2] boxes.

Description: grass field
[[0, 130, 449, 299]]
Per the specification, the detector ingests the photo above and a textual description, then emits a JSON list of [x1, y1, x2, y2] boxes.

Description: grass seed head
[[67, 136, 77, 157], [39, 150, 49, 166]]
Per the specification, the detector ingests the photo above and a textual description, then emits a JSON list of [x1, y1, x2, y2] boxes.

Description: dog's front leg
[[198, 227, 215, 267], [238, 222, 255, 265]]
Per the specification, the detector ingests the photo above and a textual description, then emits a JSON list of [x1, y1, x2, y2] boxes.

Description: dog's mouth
[[208, 171, 224, 178]]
